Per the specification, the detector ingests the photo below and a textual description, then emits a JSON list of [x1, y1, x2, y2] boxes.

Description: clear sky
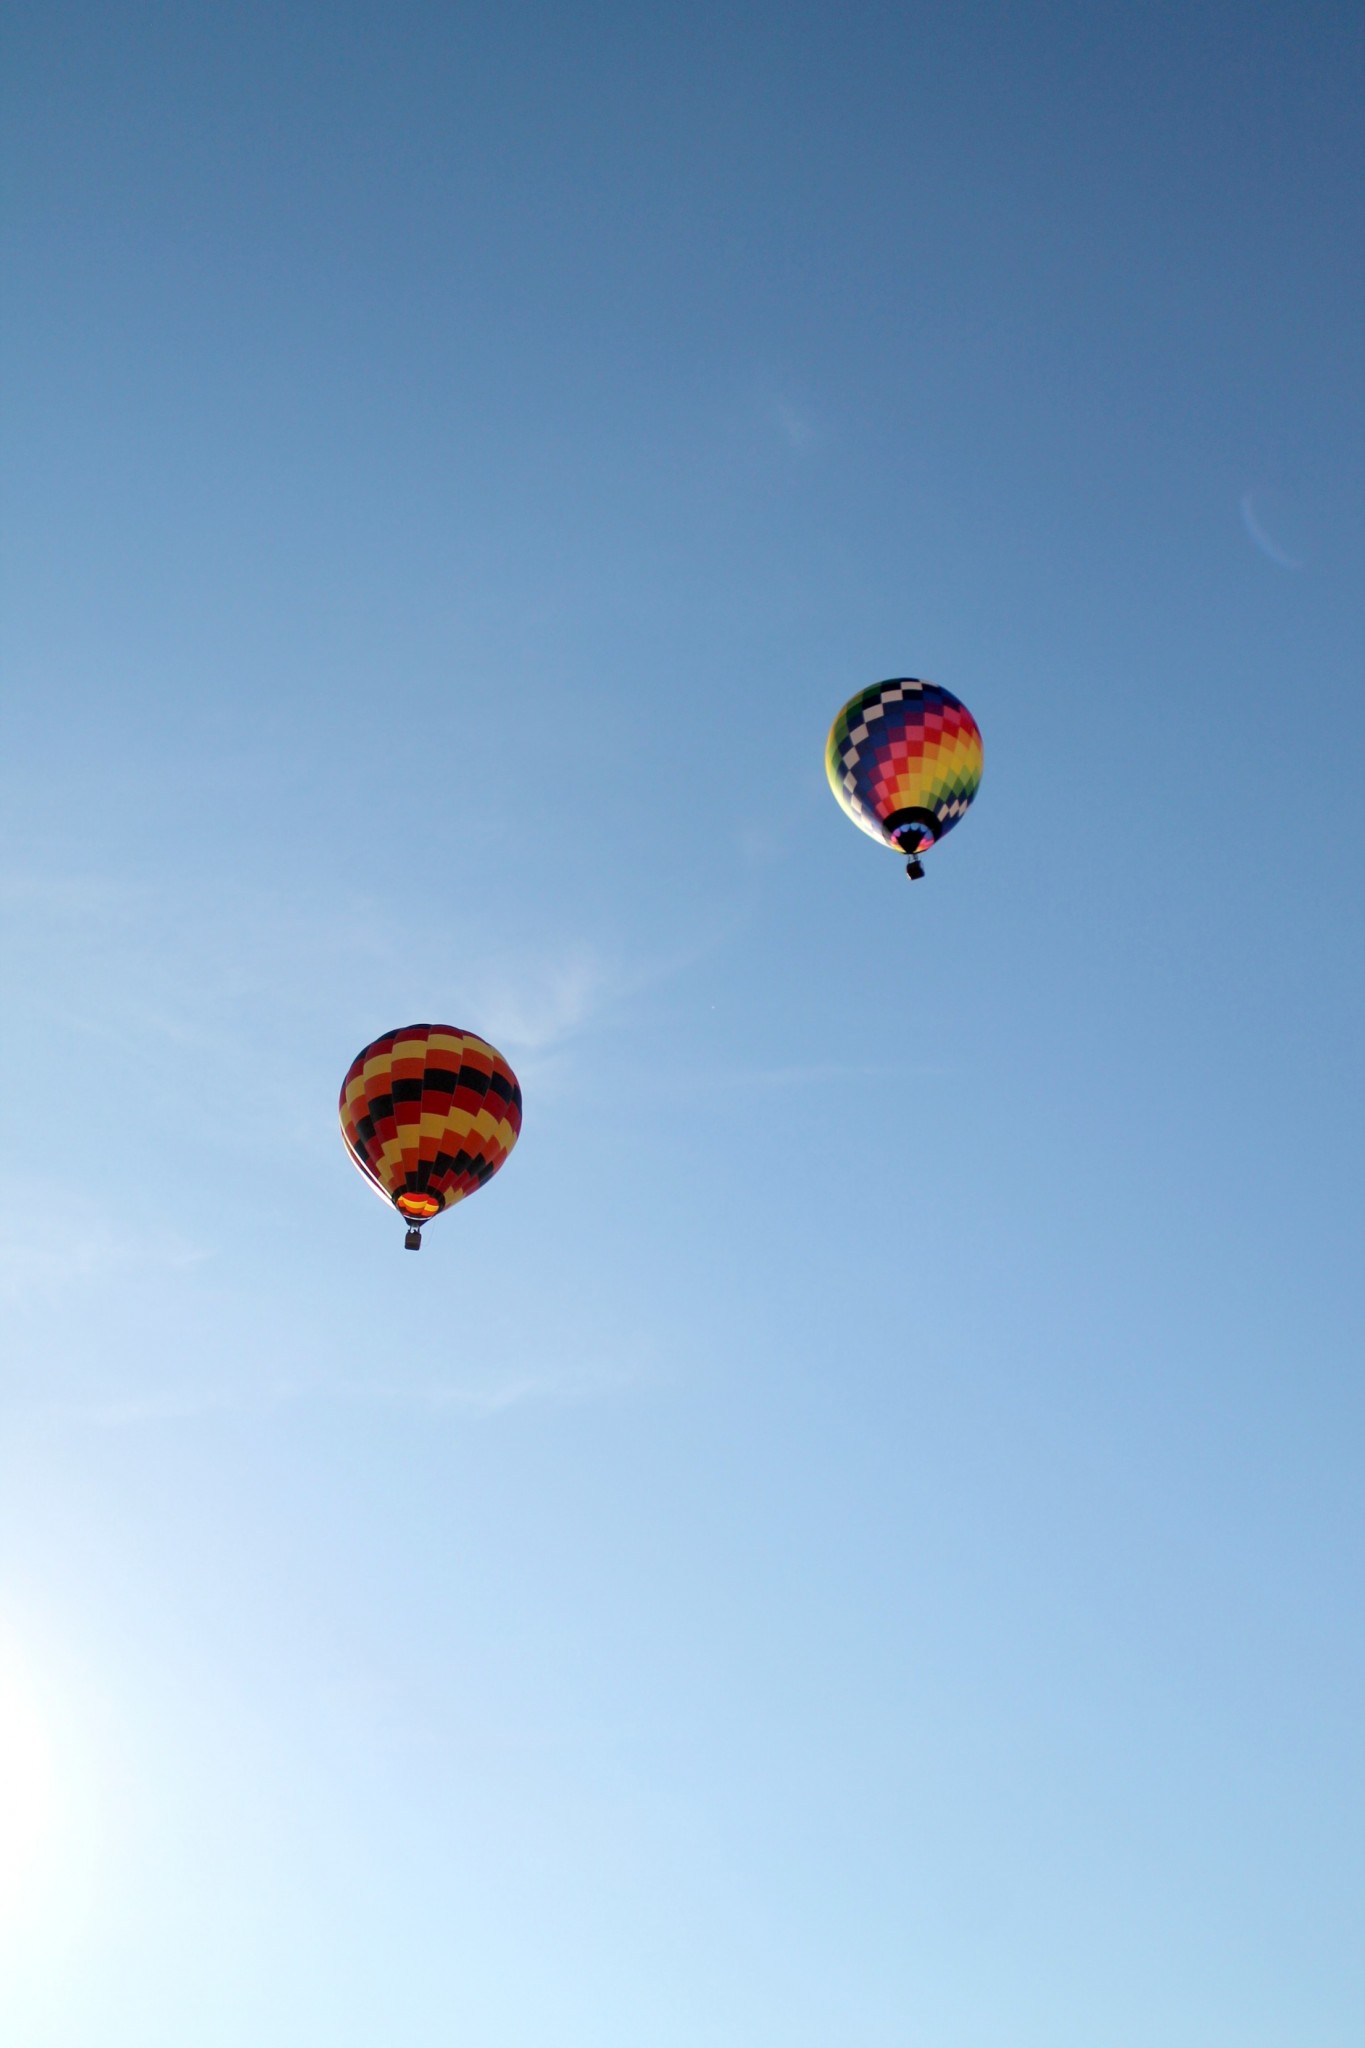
[[1, 4, 1362, 2042]]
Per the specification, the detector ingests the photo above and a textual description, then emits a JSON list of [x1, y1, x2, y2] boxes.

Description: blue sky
[[1, 3, 1362, 2041]]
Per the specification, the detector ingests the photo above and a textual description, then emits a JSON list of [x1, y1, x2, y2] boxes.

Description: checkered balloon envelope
[[826, 679, 983, 878], [339, 1025, 522, 1249]]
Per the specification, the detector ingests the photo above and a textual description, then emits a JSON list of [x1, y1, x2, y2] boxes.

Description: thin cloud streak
[[1239, 489, 1305, 571], [0, 1196, 208, 1306], [1, 864, 748, 1074], [39, 1358, 648, 1428]]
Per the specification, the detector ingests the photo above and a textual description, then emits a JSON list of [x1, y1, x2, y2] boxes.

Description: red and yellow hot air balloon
[[826, 678, 984, 879], [339, 1025, 522, 1249]]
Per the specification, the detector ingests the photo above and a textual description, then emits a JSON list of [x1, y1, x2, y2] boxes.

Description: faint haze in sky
[[1239, 486, 1308, 570], [1, 4, 1362, 2044]]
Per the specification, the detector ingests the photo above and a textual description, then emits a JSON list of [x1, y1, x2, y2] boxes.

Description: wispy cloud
[[0, 873, 146, 917], [754, 367, 825, 453], [0, 864, 723, 1076], [772, 396, 818, 449], [355, 1352, 651, 1415], [619, 1059, 954, 1104], [45, 1383, 298, 1427], [0, 1188, 207, 1306], [39, 1354, 650, 1429], [455, 946, 611, 1053], [739, 1061, 939, 1088], [1239, 487, 1306, 571]]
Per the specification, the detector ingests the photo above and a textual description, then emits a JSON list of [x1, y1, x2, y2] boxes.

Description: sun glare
[[0, 1633, 56, 1918]]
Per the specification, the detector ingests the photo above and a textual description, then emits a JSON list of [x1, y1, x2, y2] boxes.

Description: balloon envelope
[[826, 679, 983, 856], [339, 1025, 522, 1226]]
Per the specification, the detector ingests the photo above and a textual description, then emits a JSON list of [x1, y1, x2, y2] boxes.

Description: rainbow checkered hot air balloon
[[339, 1025, 522, 1249], [826, 678, 983, 879]]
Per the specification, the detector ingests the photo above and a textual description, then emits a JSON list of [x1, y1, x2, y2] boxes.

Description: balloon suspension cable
[[404, 1226, 423, 1251]]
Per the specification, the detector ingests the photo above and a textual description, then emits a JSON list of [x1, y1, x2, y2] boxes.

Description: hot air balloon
[[339, 1025, 522, 1249], [826, 679, 983, 879]]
